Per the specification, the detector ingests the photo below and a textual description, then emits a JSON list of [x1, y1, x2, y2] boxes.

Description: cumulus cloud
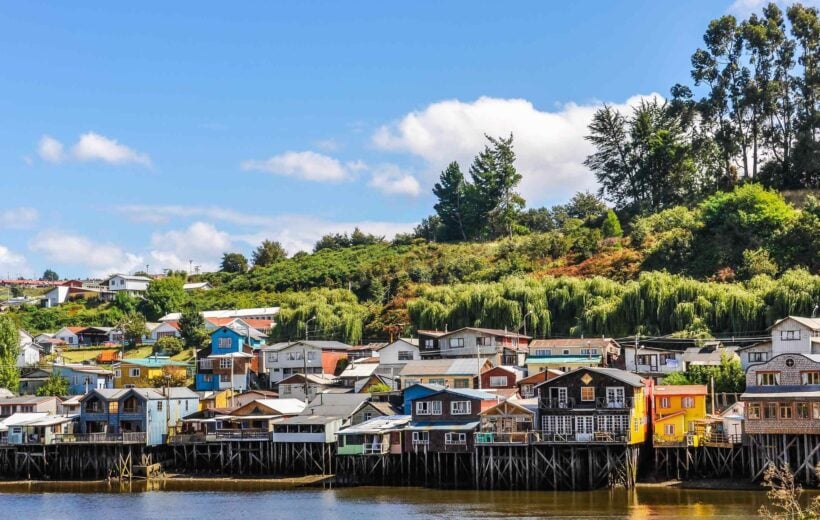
[[0, 208, 38, 229], [38, 135, 65, 163], [149, 222, 233, 272], [372, 94, 662, 204], [116, 205, 415, 256], [241, 151, 351, 182], [35, 132, 151, 167], [0, 245, 32, 278], [30, 230, 144, 278], [368, 164, 422, 196]]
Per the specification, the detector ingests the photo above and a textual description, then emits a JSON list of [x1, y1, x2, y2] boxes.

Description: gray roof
[[83, 387, 199, 402], [338, 415, 411, 435], [769, 316, 820, 332], [536, 367, 645, 389], [300, 393, 370, 418], [263, 340, 352, 352], [0, 395, 57, 405], [399, 358, 483, 377]]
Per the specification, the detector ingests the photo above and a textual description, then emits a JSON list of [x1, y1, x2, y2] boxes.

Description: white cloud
[[38, 135, 65, 163], [368, 164, 422, 196], [149, 222, 233, 272], [116, 204, 415, 256], [372, 94, 663, 204], [241, 150, 351, 182], [73, 132, 152, 166], [30, 231, 144, 278], [314, 138, 341, 152], [0, 245, 32, 278], [36, 132, 151, 167], [0, 208, 38, 229]]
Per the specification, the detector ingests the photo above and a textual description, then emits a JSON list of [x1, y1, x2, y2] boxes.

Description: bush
[[154, 336, 185, 356]]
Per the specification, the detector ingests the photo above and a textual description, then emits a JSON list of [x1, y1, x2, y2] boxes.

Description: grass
[[55, 344, 156, 364]]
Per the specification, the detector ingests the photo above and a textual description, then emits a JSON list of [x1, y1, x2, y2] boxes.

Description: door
[[549, 387, 568, 407], [575, 416, 594, 441], [606, 387, 625, 408], [649, 355, 658, 372]]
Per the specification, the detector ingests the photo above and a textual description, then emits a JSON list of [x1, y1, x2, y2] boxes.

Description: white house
[[738, 316, 820, 370], [17, 331, 40, 367], [623, 345, 684, 381], [259, 340, 350, 384], [375, 338, 420, 379], [42, 286, 69, 308], [144, 322, 180, 344], [105, 274, 151, 296], [183, 282, 212, 292], [54, 327, 83, 347]]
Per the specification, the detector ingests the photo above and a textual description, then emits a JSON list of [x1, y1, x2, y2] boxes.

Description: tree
[[179, 303, 209, 350], [41, 269, 59, 282], [758, 463, 820, 520], [432, 161, 470, 241], [121, 312, 147, 350], [142, 276, 187, 321], [467, 134, 525, 240], [148, 366, 189, 388], [252, 240, 287, 268], [661, 354, 745, 393], [36, 372, 69, 396], [113, 291, 138, 314], [565, 192, 608, 222], [601, 210, 623, 238], [0, 315, 19, 392], [350, 227, 386, 246], [154, 335, 184, 356], [220, 252, 249, 273], [368, 382, 391, 393], [314, 233, 350, 252]]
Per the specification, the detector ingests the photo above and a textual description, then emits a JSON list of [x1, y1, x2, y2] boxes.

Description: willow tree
[[0, 315, 19, 392]]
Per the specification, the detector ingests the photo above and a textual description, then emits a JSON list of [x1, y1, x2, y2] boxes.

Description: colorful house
[[114, 356, 190, 388], [651, 385, 708, 446], [475, 399, 535, 445], [337, 415, 410, 455], [398, 358, 492, 390], [535, 367, 648, 444], [195, 325, 263, 391]]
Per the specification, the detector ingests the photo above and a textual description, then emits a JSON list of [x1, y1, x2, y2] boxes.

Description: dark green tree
[[142, 276, 186, 321], [601, 209, 623, 238], [36, 372, 69, 396], [432, 161, 470, 241], [252, 240, 287, 267], [220, 252, 249, 273], [179, 303, 209, 351], [41, 269, 59, 282], [121, 312, 147, 350]]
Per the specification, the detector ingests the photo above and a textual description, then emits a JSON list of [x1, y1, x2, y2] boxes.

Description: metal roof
[[406, 421, 480, 431], [399, 358, 484, 377], [337, 415, 411, 435]]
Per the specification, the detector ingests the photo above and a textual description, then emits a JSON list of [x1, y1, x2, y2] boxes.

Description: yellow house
[[114, 356, 190, 388], [398, 358, 492, 390], [652, 385, 708, 446], [196, 388, 235, 411]]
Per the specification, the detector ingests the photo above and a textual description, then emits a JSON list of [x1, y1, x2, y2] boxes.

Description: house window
[[430, 401, 442, 415], [218, 337, 232, 349], [489, 376, 507, 387], [781, 330, 801, 341], [411, 431, 429, 445], [749, 352, 768, 363], [428, 378, 446, 386], [748, 403, 761, 419], [287, 352, 303, 361], [663, 424, 675, 435], [363, 412, 373, 421], [444, 432, 466, 444], [757, 372, 780, 386], [796, 402, 810, 419], [306, 351, 317, 361], [281, 385, 291, 395], [764, 402, 777, 419], [157, 401, 163, 411], [636, 355, 649, 365], [449, 338, 464, 349], [424, 339, 434, 349], [202, 374, 212, 382], [541, 415, 572, 434], [451, 401, 471, 415], [660, 397, 670, 409], [129, 368, 140, 378], [416, 401, 442, 415], [534, 349, 551, 356], [606, 387, 625, 407], [779, 403, 792, 419], [580, 348, 599, 356], [580, 387, 595, 402], [398, 351, 414, 361], [476, 337, 492, 347], [219, 359, 231, 369], [659, 354, 675, 365], [802, 372, 820, 385], [114, 369, 121, 378], [562, 349, 570, 355], [682, 397, 695, 409], [267, 353, 278, 363]]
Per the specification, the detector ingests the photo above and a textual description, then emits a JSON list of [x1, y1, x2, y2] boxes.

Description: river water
[[0, 481, 774, 519]]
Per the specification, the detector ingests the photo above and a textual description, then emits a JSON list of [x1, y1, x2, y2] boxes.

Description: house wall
[[405, 392, 481, 453], [17, 345, 40, 368], [622, 347, 683, 375], [526, 359, 600, 375], [745, 354, 820, 388], [480, 367, 517, 389], [771, 319, 818, 355], [261, 344, 324, 383], [378, 340, 419, 365], [439, 330, 501, 358], [56, 368, 112, 394], [653, 393, 707, 431], [741, 344, 773, 371], [399, 375, 476, 390], [55, 330, 79, 347], [115, 364, 188, 388]]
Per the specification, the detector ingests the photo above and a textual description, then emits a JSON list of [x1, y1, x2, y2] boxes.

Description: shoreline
[[0, 474, 765, 492]]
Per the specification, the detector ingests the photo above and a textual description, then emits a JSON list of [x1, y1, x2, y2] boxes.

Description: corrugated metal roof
[[399, 358, 483, 377]]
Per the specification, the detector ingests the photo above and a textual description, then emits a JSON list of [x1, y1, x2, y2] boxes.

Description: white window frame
[[489, 376, 507, 387], [682, 396, 695, 408], [219, 358, 231, 369], [663, 424, 675, 435], [606, 387, 625, 407], [411, 431, 429, 445], [449, 338, 464, 349], [444, 432, 467, 445], [660, 397, 670, 408], [451, 401, 471, 415], [217, 337, 232, 349], [534, 349, 551, 356], [129, 368, 140, 378]]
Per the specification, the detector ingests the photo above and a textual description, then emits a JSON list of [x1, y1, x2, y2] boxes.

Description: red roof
[[242, 319, 274, 330], [207, 317, 236, 327], [66, 327, 85, 333]]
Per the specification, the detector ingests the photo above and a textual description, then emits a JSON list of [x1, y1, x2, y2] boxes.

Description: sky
[[0, 0, 812, 278]]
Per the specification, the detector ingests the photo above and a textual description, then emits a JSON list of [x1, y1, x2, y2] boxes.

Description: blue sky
[[0, 0, 799, 278]]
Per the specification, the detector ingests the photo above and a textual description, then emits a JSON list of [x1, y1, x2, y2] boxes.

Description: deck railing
[[474, 431, 530, 445], [540, 398, 575, 409], [530, 430, 629, 444], [595, 397, 634, 409], [169, 433, 207, 444], [213, 430, 270, 441], [653, 433, 694, 447], [54, 432, 147, 444]]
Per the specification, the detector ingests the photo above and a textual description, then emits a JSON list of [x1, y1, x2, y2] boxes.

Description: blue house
[[78, 387, 199, 446], [53, 364, 114, 395], [401, 383, 446, 414], [195, 325, 264, 391]]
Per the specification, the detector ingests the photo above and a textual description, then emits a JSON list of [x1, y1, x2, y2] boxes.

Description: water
[[0, 481, 773, 519]]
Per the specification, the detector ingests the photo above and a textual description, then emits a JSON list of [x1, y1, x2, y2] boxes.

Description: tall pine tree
[[432, 162, 469, 241]]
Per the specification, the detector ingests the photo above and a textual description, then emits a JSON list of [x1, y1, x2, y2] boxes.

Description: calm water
[[0, 481, 774, 519]]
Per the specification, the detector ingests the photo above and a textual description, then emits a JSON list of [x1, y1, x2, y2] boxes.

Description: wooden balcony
[[475, 431, 530, 445], [54, 432, 147, 444], [531, 430, 629, 444]]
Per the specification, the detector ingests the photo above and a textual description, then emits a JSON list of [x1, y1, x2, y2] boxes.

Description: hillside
[[9, 184, 819, 344]]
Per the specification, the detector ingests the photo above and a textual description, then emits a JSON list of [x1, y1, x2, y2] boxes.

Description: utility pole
[[633, 334, 639, 374], [476, 340, 482, 390], [303, 347, 309, 403]]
